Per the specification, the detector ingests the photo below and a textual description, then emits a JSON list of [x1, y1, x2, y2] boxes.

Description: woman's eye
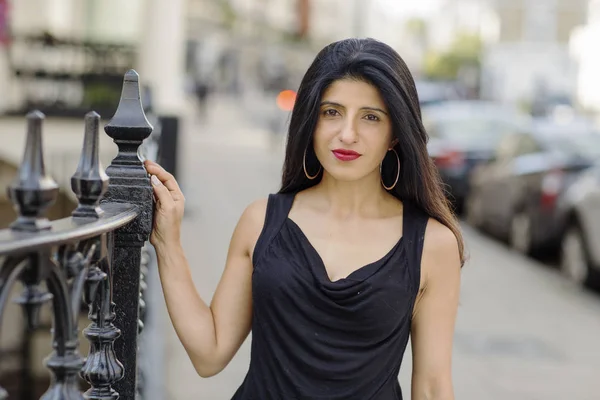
[[365, 114, 380, 122], [323, 109, 339, 117]]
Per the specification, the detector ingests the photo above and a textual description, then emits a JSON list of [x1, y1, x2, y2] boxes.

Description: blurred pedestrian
[[146, 37, 463, 400], [194, 79, 210, 119]]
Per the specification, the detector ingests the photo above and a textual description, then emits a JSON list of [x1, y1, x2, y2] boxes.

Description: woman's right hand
[[144, 160, 185, 250]]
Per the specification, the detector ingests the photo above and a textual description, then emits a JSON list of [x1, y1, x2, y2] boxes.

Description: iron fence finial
[[104, 69, 154, 184], [8, 110, 59, 231], [71, 111, 110, 219]]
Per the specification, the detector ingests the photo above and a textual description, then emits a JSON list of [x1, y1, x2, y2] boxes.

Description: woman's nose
[[339, 119, 358, 144]]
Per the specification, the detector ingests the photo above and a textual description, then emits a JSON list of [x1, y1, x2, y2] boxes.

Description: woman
[[145, 38, 464, 400]]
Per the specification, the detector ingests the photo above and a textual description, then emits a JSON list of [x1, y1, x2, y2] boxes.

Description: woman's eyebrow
[[320, 101, 388, 115], [320, 100, 344, 108], [361, 107, 388, 115]]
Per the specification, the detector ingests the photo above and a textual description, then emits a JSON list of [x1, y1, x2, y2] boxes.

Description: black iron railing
[[0, 70, 156, 400]]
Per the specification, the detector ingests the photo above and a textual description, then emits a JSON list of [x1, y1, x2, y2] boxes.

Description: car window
[[533, 118, 600, 159], [545, 133, 600, 159], [434, 117, 522, 147]]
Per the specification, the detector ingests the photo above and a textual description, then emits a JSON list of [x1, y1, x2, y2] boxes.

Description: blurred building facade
[[572, 0, 600, 112], [482, 0, 587, 108], [184, 0, 418, 95], [427, 0, 500, 50], [8, 0, 142, 42], [2, 0, 597, 113], [426, 0, 588, 108], [0, 0, 145, 114]]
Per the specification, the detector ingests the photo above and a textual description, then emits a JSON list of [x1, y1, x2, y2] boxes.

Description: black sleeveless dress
[[231, 192, 429, 400]]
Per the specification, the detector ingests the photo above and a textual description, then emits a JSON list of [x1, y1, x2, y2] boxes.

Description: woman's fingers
[[145, 161, 176, 188], [144, 161, 183, 198], [151, 175, 175, 207]]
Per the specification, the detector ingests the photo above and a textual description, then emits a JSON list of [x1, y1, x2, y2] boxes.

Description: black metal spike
[[71, 111, 109, 219], [8, 110, 59, 231], [104, 70, 154, 183]]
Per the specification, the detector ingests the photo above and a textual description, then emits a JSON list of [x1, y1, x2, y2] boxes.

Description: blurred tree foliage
[[219, 0, 237, 29], [405, 18, 428, 40], [404, 17, 428, 51], [424, 33, 482, 80]]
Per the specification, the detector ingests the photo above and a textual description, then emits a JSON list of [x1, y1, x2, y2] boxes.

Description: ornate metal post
[[101, 70, 154, 399], [0, 70, 155, 400], [2, 111, 55, 399], [73, 111, 124, 400], [6, 111, 57, 397], [3, 111, 97, 400]]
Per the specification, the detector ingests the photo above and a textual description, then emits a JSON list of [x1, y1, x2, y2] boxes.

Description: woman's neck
[[311, 171, 390, 218]]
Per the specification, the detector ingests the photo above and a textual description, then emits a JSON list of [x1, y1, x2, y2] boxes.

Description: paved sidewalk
[[156, 96, 283, 400]]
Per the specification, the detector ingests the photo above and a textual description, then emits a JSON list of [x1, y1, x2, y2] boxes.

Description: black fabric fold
[[233, 193, 429, 400]]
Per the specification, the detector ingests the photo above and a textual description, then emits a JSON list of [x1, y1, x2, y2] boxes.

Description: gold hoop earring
[[381, 148, 400, 190], [303, 148, 321, 180]]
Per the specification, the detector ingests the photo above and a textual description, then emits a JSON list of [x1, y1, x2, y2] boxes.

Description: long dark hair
[[279, 38, 465, 265]]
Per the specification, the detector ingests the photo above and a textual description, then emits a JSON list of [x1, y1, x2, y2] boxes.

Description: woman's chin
[[322, 168, 370, 183]]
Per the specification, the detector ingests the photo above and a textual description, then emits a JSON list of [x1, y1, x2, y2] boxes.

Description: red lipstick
[[332, 149, 361, 161]]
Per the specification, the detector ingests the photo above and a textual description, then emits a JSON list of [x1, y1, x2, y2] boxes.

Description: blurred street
[[156, 95, 600, 400]]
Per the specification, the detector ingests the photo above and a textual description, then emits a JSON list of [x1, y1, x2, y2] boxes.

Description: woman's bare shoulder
[[421, 218, 461, 279], [424, 218, 459, 250], [227, 198, 269, 259], [238, 198, 269, 232], [244, 197, 269, 218]]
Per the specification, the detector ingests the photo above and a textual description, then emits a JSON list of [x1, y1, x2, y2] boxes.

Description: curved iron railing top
[[0, 203, 139, 255], [0, 70, 155, 400]]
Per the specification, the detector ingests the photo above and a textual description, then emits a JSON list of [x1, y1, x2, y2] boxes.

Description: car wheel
[[561, 225, 591, 286], [465, 192, 483, 229], [510, 211, 532, 254]]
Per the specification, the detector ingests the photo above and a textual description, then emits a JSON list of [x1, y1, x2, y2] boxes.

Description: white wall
[[571, 0, 600, 111], [307, 0, 356, 45], [428, 0, 498, 51], [11, 0, 54, 34], [11, 0, 141, 43], [264, 0, 297, 38], [480, 42, 577, 104], [137, 0, 186, 114], [84, 0, 143, 43], [0, 47, 10, 112]]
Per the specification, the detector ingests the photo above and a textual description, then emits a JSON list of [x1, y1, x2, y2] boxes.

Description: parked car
[[416, 80, 464, 107], [466, 121, 600, 256], [558, 163, 600, 288], [423, 101, 530, 212]]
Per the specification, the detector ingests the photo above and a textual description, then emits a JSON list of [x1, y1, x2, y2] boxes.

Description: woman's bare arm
[[146, 160, 266, 377], [410, 218, 462, 400]]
